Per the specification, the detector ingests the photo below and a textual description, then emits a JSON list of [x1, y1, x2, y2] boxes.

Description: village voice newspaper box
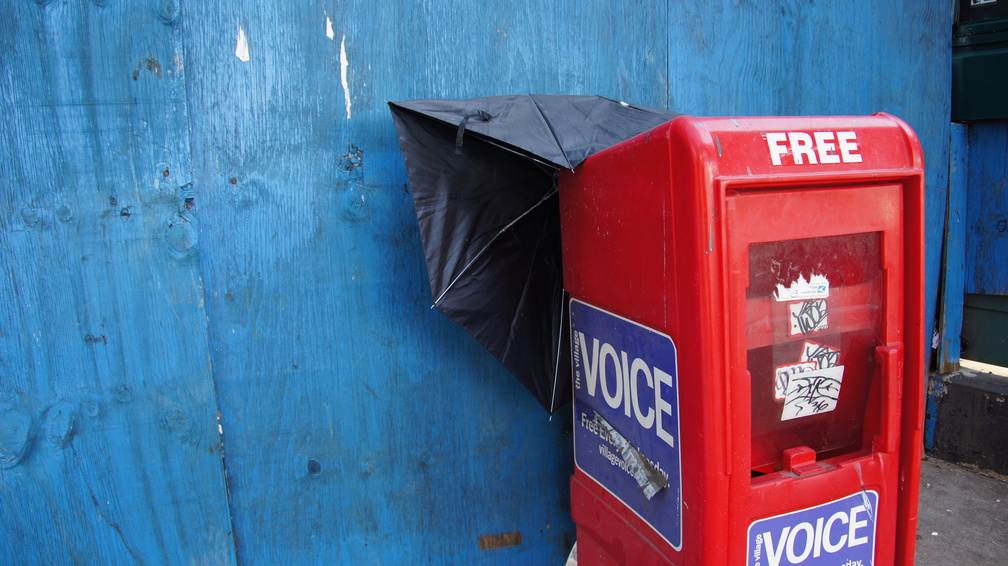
[[559, 115, 925, 566]]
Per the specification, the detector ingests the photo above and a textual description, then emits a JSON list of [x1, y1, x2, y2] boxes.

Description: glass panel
[[747, 232, 883, 471]]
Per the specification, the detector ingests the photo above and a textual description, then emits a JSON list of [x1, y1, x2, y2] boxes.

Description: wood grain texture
[[0, 1, 234, 564], [1, 0, 956, 564], [937, 123, 968, 373], [964, 122, 1008, 295], [177, 1, 670, 562]]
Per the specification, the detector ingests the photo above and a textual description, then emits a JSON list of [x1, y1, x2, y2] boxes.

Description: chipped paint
[[340, 35, 351, 119], [235, 27, 250, 62], [326, 15, 335, 40]]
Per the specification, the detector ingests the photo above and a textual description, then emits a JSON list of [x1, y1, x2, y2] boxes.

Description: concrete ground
[[915, 457, 1008, 565]]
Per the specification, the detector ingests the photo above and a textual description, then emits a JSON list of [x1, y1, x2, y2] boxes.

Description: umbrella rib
[[549, 291, 566, 414], [432, 186, 560, 307], [529, 96, 573, 170], [476, 135, 561, 171]]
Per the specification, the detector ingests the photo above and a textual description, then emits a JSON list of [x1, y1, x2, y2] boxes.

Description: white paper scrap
[[774, 361, 818, 401], [774, 273, 830, 302], [800, 340, 840, 369], [782, 365, 845, 421], [789, 298, 829, 336]]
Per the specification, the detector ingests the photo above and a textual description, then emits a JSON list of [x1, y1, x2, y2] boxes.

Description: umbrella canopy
[[389, 94, 676, 413]]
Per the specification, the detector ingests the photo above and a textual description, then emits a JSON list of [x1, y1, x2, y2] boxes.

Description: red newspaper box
[[560, 115, 925, 566]]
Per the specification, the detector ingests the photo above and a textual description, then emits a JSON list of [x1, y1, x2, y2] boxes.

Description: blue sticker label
[[570, 299, 682, 550], [747, 491, 879, 566]]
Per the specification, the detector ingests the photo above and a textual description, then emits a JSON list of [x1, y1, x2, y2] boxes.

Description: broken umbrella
[[389, 94, 676, 413]]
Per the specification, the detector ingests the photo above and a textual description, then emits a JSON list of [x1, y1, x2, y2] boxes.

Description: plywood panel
[[178, 1, 670, 563], [0, 2, 234, 564], [937, 124, 969, 373], [0, 0, 956, 564]]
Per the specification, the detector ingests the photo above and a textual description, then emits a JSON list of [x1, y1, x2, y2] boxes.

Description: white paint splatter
[[340, 35, 351, 119], [326, 15, 335, 40], [235, 27, 250, 62]]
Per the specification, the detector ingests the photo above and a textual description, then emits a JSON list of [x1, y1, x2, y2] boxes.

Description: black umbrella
[[389, 94, 676, 413]]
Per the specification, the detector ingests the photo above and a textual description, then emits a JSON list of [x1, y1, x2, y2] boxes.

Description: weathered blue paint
[[1, 1, 954, 564], [964, 122, 1008, 296], [0, 1, 234, 564], [179, 2, 666, 562], [924, 373, 948, 451], [937, 123, 969, 373]]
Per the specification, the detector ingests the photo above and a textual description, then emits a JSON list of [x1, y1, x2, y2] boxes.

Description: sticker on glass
[[774, 362, 818, 401], [800, 340, 840, 369], [782, 365, 844, 421], [788, 299, 828, 336], [774, 274, 829, 302]]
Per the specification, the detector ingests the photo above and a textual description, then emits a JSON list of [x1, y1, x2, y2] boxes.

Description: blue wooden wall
[[1, 1, 952, 564], [964, 122, 1008, 296], [0, 1, 234, 563], [935, 121, 1008, 371]]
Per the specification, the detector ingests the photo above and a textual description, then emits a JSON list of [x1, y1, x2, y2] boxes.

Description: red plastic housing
[[560, 115, 925, 566]]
